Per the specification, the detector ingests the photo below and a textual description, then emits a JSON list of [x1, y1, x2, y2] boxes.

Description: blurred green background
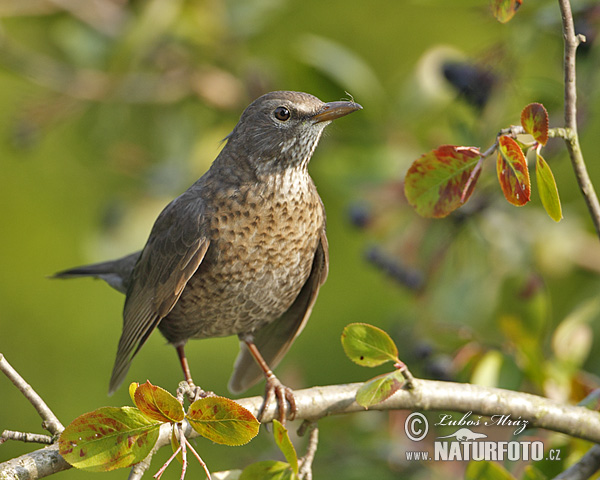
[[2, 0, 600, 478]]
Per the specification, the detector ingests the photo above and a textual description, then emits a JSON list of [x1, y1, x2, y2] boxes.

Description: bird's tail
[[52, 251, 141, 294]]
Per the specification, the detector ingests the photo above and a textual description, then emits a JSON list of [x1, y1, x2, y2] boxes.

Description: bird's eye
[[274, 106, 291, 121]]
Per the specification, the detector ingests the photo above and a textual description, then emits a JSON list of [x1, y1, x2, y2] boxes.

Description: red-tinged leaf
[[461, 157, 484, 203], [187, 396, 259, 446], [273, 420, 298, 474], [58, 407, 161, 472], [535, 153, 562, 222], [497, 136, 531, 206], [341, 323, 398, 367], [521, 103, 549, 145], [356, 370, 405, 408], [133, 381, 184, 423], [491, 0, 523, 23], [240, 461, 297, 480], [405, 145, 482, 218]]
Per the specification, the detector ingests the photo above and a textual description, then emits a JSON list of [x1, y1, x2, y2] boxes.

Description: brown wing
[[228, 229, 329, 393], [109, 195, 210, 394]]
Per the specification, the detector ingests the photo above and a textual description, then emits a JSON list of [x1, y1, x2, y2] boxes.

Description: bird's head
[[222, 91, 362, 177]]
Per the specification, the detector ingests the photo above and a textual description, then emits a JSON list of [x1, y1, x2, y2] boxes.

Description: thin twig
[[1, 430, 53, 444], [179, 424, 188, 480], [394, 361, 415, 388], [298, 423, 319, 480], [153, 444, 181, 480], [184, 436, 211, 480], [0, 353, 64, 436], [557, 0, 600, 237], [480, 139, 499, 159]]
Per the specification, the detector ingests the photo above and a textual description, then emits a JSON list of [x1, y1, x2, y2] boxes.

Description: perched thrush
[[55, 91, 362, 419]]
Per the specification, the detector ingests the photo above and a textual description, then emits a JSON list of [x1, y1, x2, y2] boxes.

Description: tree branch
[[557, 0, 600, 238], [552, 444, 600, 480], [1, 431, 53, 445], [0, 354, 63, 437], [3, 379, 600, 480]]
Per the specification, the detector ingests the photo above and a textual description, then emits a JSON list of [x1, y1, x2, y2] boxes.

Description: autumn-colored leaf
[[356, 370, 405, 408], [496, 135, 531, 206], [58, 407, 161, 472], [521, 103, 549, 145], [341, 323, 398, 367], [491, 0, 523, 23], [405, 145, 482, 218], [187, 396, 259, 446], [273, 420, 298, 474], [240, 461, 297, 480], [133, 381, 185, 423], [535, 153, 562, 222]]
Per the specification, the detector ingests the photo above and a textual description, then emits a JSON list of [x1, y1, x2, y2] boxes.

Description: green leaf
[[58, 407, 161, 472], [465, 459, 517, 479], [535, 153, 562, 222], [133, 380, 185, 423], [496, 135, 531, 206], [356, 370, 405, 408], [187, 396, 259, 446], [521, 103, 549, 145], [491, 0, 523, 23], [273, 420, 298, 474], [240, 461, 297, 480], [404, 145, 482, 218], [341, 323, 398, 367]]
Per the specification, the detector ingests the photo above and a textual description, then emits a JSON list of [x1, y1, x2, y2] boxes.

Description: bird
[[55, 91, 362, 420]]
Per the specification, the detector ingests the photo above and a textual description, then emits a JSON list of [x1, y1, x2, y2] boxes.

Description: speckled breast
[[159, 169, 325, 343]]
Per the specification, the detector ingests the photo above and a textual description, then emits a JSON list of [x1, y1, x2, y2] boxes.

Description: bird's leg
[[176, 344, 194, 385], [243, 339, 297, 424], [175, 343, 207, 402]]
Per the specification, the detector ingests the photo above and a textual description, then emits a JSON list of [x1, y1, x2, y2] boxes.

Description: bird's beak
[[311, 101, 363, 124]]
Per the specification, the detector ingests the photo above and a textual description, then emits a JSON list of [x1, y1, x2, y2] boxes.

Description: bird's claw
[[178, 380, 213, 403], [259, 374, 297, 424]]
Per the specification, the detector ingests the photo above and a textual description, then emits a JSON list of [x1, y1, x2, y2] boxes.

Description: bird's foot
[[259, 373, 297, 425], [177, 380, 213, 403]]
